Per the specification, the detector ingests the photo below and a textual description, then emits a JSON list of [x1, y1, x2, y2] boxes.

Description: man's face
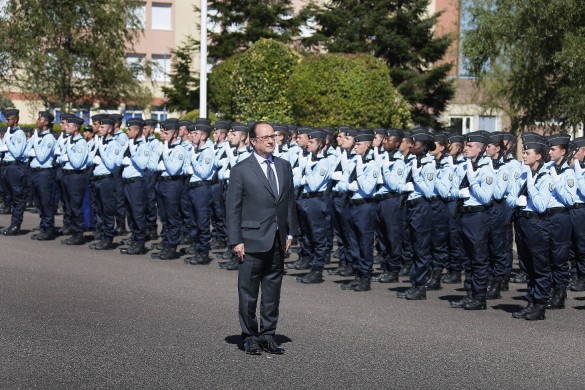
[[213, 130, 225, 143], [373, 133, 384, 148], [307, 138, 322, 154], [523, 148, 541, 166], [178, 126, 188, 139], [383, 136, 400, 152], [36, 116, 47, 130], [411, 141, 426, 155], [430, 142, 445, 157], [399, 138, 413, 154], [296, 133, 309, 148], [6, 115, 18, 128], [252, 124, 275, 156], [127, 125, 140, 139], [336, 132, 346, 147], [230, 131, 243, 147], [92, 120, 100, 134], [464, 141, 482, 159], [353, 141, 371, 156], [65, 122, 77, 135], [161, 129, 175, 142], [341, 136, 355, 150], [98, 124, 111, 137], [275, 133, 284, 146], [575, 146, 585, 162], [143, 126, 153, 137]]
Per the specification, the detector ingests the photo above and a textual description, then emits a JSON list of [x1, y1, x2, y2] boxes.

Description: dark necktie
[[265, 160, 278, 196]]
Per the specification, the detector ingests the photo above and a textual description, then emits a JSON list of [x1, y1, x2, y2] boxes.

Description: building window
[[151, 110, 168, 126], [459, 0, 474, 78], [128, 2, 145, 29], [478, 116, 497, 132], [126, 54, 145, 81], [152, 3, 172, 31], [449, 116, 473, 135], [151, 54, 171, 82], [124, 110, 143, 125]]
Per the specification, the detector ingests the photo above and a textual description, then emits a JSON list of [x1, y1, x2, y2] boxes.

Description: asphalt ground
[[1, 212, 585, 389]]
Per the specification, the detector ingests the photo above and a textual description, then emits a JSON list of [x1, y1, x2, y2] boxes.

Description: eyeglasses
[[255, 135, 276, 142]]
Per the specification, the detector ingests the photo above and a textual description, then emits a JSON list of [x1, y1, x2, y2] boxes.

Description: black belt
[[574, 203, 585, 209], [546, 207, 567, 215], [430, 195, 451, 202], [30, 167, 54, 172], [405, 197, 428, 207], [301, 191, 325, 199], [375, 192, 400, 201], [187, 180, 212, 188], [158, 175, 183, 182], [124, 177, 144, 184], [331, 191, 345, 197], [461, 205, 488, 213], [349, 197, 375, 206], [493, 198, 506, 204], [92, 174, 113, 181], [2, 161, 25, 166], [63, 169, 86, 175], [516, 210, 544, 219]]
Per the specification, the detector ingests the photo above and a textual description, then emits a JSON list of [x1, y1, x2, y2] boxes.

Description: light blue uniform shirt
[[112, 130, 129, 154], [337, 154, 378, 200], [62, 134, 89, 170], [433, 155, 454, 199], [29, 130, 56, 169], [146, 135, 163, 171], [492, 159, 511, 200], [407, 154, 436, 201], [218, 146, 251, 180], [188, 141, 215, 182], [547, 161, 576, 208], [507, 165, 551, 213], [160, 140, 189, 177], [300, 154, 332, 193], [574, 162, 585, 204], [122, 137, 149, 179], [1, 127, 28, 162], [93, 137, 121, 176], [376, 150, 406, 195], [452, 156, 495, 206]]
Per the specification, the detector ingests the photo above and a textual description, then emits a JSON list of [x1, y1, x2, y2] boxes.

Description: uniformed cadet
[[272, 124, 289, 158], [59, 116, 90, 246], [29, 111, 57, 241], [88, 116, 122, 250], [210, 120, 230, 249], [119, 118, 150, 255], [507, 138, 552, 320], [53, 114, 73, 235], [0, 109, 29, 236], [296, 130, 333, 284], [425, 133, 454, 291], [87, 114, 106, 240], [178, 120, 194, 245], [398, 130, 416, 277], [151, 121, 189, 261], [183, 123, 216, 265], [143, 118, 162, 241], [339, 129, 379, 292], [372, 128, 406, 283], [449, 132, 495, 310], [442, 135, 467, 284], [110, 113, 129, 236], [543, 133, 574, 310], [396, 132, 436, 300], [484, 133, 512, 300], [569, 137, 585, 292], [327, 126, 356, 277]]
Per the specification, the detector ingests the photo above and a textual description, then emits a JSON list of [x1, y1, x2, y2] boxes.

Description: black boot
[[225, 256, 240, 270], [399, 264, 411, 277], [442, 270, 462, 284], [210, 240, 227, 250], [120, 242, 146, 255], [339, 264, 355, 277], [525, 303, 546, 321], [61, 234, 85, 245], [373, 271, 399, 283], [341, 277, 360, 290], [2, 223, 21, 236], [405, 286, 426, 300], [120, 237, 134, 246], [93, 239, 114, 250], [513, 271, 528, 284], [188, 252, 212, 265], [425, 270, 443, 291], [151, 242, 164, 250], [34, 229, 56, 241], [463, 297, 487, 310], [486, 278, 502, 300], [449, 296, 472, 308], [396, 287, 415, 299], [512, 302, 534, 319], [115, 219, 128, 236], [219, 249, 233, 260], [545, 288, 566, 310], [500, 279, 510, 292], [294, 256, 311, 270], [570, 277, 585, 292], [354, 277, 371, 292], [180, 235, 192, 246], [157, 247, 179, 260], [297, 269, 324, 284], [327, 262, 347, 275], [147, 227, 159, 241]]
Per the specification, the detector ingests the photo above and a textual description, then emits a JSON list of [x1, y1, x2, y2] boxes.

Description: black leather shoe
[[34, 229, 56, 241], [425, 270, 443, 291], [2, 224, 21, 236], [525, 303, 546, 320], [396, 287, 416, 299], [354, 277, 371, 292], [339, 265, 355, 277], [158, 248, 179, 260], [225, 259, 240, 270], [189, 253, 212, 265], [570, 277, 585, 292], [180, 235, 192, 246], [211, 240, 227, 250], [513, 271, 528, 284], [219, 249, 233, 260], [486, 278, 502, 300], [258, 336, 285, 354], [294, 256, 311, 270], [244, 337, 262, 355], [500, 279, 510, 292], [297, 269, 324, 284], [463, 298, 487, 310], [151, 242, 164, 250], [341, 277, 360, 290], [442, 270, 462, 284], [120, 243, 146, 255], [399, 265, 411, 277], [449, 297, 472, 308], [327, 263, 346, 275], [151, 249, 167, 259], [545, 288, 566, 310], [512, 303, 534, 319], [373, 271, 399, 283], [405, 286, 426, 300], [93, 240, 114, 250], [115, 226, 129, 236], [61, 235, 85, 245]]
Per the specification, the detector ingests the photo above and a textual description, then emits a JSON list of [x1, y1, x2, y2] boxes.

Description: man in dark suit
[[226, 121, 298, 355]]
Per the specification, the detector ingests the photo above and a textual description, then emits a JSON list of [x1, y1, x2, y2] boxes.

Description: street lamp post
[[199, 0, 208, 119]]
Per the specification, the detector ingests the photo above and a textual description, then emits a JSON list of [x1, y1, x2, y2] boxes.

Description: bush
[[180, 109, 218, 123], [209, 53, 242, 120], [287, 53, 411, 128]]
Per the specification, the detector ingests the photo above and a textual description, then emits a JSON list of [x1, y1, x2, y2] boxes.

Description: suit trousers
[[238, 233, 284, 340]]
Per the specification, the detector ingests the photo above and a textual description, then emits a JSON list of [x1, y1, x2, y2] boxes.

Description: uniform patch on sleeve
[[16, 138, 21, 144], [568, 179, 575, 188], [514, 172, 521, 179], [397, 168, 403, 176], [486, 176, 494, 185], [178, 154, 183, 161], [503, 173, 509, 181], [448, 173, 453, 181], [427, 173, 434, 181], [320, 168, 326, 176], [205, 157, 211, 164]]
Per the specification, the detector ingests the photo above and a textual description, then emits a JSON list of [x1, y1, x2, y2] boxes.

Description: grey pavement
[[1, 212, 585, 389]]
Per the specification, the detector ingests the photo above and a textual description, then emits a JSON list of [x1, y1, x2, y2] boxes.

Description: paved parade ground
[[2, 213, 585, 389]]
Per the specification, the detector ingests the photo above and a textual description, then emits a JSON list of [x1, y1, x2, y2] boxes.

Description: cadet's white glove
[[575, 162, 585, 174], [411, 159, 422, 176], [356, 156, 364, 171], [93, 156, 102, 165], [229, 151, 238, 167], [0, 144, 8, 152], [54, 146, 61, 156], [526, 171, 536, 186], [306, 158, 318, 169], [129, 139, 137, 155], [28, 148, 36, 157], [445, 155, 454, 167], [61, 154, 69, 162], [157, 161, 165, 171], [162, 140, 169, 153], [5, 129, 12, 142], [458, 187, 470, 199], [122, 157, 131, 166], [550, 167, 561, 182], [32, 129, 39, 141], [219, 158, 227, 167], [186, 165, 194, 175], [331, 171, 343, 181], [298, 153, 309, 170], [224, 169, 230, 179], [373, 148, 383, 165], [377, 172, 384, 185], [340, 149, 348, 169], [292, 167, 301, 177], [300, 176, 307, 186], [466, 161, 478, 179], [348, 181, 359, 192], [516, 195, 527, 207], [402, 182, 414, 193]]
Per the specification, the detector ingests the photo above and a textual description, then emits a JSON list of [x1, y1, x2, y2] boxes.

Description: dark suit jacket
[[226, 154, 298, 253]]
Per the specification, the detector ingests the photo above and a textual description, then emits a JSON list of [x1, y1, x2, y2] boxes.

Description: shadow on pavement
[[491, 303, 524, 313], [225, 335, 293, 351]]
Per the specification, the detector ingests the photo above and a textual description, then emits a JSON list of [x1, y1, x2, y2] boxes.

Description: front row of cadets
[[2, 110, 585, 320]]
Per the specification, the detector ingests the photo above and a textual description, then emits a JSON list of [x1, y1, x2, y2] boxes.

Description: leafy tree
[[207, 0, 301, 63], [301, 0, 454, 127], [208, 53, 243, 119], [462, 0, 585, 129], [161, 37, 200, 113], [288, 53, 410, 128], [0, 0, 151, 111]]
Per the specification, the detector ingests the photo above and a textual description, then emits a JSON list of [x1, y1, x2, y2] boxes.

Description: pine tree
[[207, 0, 301, 63], [161, 37, 200, 113], [302, 0, 454, 127]]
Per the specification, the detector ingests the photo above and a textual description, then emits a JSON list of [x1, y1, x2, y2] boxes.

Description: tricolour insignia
[[503, 173, 509, 181], [427, 173, 434, 181], [397, 168, 403, 176], [320, 168, 326, 176], [514, 172, 521, 179], [178, 154, 183, 160], [205, 157, 211, 164], [486, 176, 494, 185], [568, 179, 575, 188]]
